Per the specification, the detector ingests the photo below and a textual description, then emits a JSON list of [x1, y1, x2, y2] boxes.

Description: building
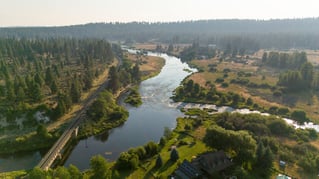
[[191, 151, 233, 176], [173, 160, 202, 179], [172, 151, 232, 179]]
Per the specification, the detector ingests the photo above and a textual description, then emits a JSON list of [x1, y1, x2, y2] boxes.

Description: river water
[[1, 51, 319, 172], [63, 52, 196, 170]]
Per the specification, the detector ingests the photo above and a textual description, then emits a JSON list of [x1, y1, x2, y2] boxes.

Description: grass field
[[125, 52, 165, 80], [0, 170, 27, 179], [121, 118, 211, 179], [188, 56, 319, 122]]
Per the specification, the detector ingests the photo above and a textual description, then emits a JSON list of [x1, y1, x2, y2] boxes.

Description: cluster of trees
[[278, 62, 316, 91], [84, 90, 128, 136], [87, 90, 128, 122], [206, 112, 319, 176], [124, 87, 142, 107], [173, 79, 255, 108], [0, 38, 114, 121], [107, 59, 140, 93], [262, 51, 319, 92], [28, 155, 113, 179], [115, 141, 159, 170], [262, 51, 307, 69], [179, 42, 217, 62]]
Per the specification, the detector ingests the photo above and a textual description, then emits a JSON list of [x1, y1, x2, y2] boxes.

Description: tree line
[[262, 51, 319, 92], [0, 38, 114, 125], [3, 18, 319, 49]]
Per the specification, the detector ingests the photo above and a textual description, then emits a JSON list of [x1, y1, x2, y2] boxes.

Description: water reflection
[[63, 52, 197, 170]]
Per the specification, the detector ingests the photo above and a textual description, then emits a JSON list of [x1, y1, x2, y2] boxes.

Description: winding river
[[63, 52, 196, 170], [1, 51, 319, 172]]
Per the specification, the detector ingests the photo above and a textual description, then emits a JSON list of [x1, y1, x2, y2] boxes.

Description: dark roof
[[192, 151, 232, 176], [174, 160, 202, 179]]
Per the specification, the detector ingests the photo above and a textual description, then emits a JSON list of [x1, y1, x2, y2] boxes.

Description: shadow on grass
[[145, 160, 175, 179]]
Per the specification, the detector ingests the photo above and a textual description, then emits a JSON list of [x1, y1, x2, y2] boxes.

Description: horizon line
[[1, 17, 319, 28]]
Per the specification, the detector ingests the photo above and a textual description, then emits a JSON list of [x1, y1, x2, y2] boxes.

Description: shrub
[[221, 82, 229, 88]]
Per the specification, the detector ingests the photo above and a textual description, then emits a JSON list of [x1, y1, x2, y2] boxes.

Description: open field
[[133, 43, 191, 56], [121, 118, 211, 179], [188, 55, 319, 122], [125, 52, 165, 80]]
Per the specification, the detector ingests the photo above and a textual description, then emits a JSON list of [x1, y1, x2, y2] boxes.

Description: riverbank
[[77, 53, 166, 138], [62, 51, 196, 170], [0, 52, 165, 172]]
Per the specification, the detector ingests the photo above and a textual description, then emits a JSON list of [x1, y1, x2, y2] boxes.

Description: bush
[[221, 82, 229, 88], [215, 78, 224, 83], [291, 110, 309, 124]]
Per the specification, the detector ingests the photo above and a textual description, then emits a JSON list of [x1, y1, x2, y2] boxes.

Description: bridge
[[37, 78, 108, 170], [38, 56, 122, 170]]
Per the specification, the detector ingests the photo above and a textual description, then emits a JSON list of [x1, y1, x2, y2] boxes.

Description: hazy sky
[[1, 0, 318, 27]]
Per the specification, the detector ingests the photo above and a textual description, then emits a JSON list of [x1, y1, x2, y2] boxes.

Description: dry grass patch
[[134, 43, 157, 50]]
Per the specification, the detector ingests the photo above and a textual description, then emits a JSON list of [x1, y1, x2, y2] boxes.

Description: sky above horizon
[[1, 0, 318, 27]]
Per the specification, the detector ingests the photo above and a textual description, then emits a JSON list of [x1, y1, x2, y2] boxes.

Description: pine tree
[[155, 155, 163, 168], [132, 63, 141, 82], [70, 79, 81, 103], [32, 83, 43, 102], [170, 148, 179, 162], [45, 67, 54, 86], [50, 80, 58, 94], [108, 66, 120, 93], [34, 73, 44, 87]]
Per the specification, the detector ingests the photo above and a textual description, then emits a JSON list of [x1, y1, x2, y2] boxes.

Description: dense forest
[[2, 18, 319, 50], [0, 38, 114, 134]]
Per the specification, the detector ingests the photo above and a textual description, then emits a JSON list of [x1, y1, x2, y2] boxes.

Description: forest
[[2, 18, 319, 50], [0, 38, 117, 155], [2, 18, 319, 179]]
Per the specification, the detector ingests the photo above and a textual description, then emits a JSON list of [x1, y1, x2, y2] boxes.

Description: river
[[63, 52, 196, 170], [1, 51, 319, 172]]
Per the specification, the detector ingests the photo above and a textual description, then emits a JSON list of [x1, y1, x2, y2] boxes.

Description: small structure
[[276, 174, 291, 179], [191, 151, 233, 176], [279, 160, 286, 168]]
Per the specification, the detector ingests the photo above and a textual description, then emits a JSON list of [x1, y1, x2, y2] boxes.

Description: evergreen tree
[[32, 83, 43, 102], [70, 79, 81, 103], [170, 148, 179, 162], [132, 63, 141, 82], [17, 86, 26, 102], [50, 80, 58, 94], [155, 154, 163, 168], [45, 67, 54, 86], [262, 52, 268, 64], [108, 66, 120, 93], [34, 73, 44, 87], [300, 62, 313, 87]]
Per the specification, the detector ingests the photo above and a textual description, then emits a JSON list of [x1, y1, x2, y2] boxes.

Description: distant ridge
[[1, 18, 319, 49]]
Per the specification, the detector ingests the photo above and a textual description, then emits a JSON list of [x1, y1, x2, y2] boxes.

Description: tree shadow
[[144, 160, 175, 178]]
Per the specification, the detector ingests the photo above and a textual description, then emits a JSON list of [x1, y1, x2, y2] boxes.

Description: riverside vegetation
[[0, 38, 115, 155], [5, 45, 319, 179], [14, 110, 319, 179]]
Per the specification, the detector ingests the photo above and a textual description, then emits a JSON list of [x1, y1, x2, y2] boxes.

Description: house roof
[[174, 160, 202, 179], [192, 151, 233, 176]]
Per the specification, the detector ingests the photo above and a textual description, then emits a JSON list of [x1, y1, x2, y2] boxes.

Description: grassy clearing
[[189, 56, 319, 122], [117, 118, 211, 179], [125, 53, 165, 80], [0, 170, 27, 178]]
